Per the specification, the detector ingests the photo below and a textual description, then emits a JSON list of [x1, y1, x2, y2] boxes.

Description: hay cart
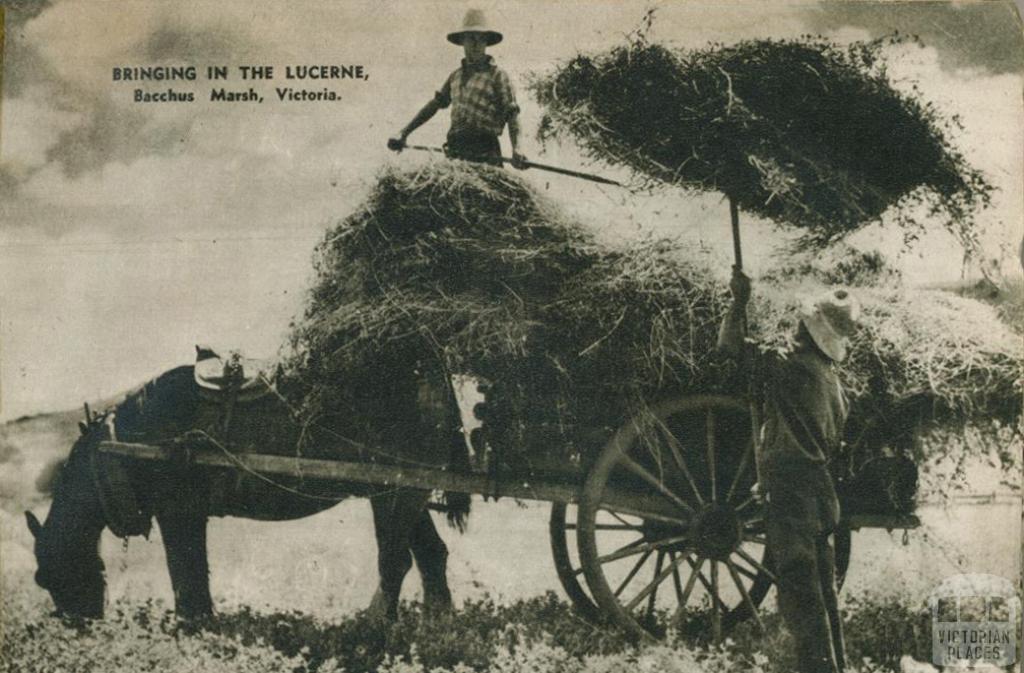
[[100, 389, 918, 642]]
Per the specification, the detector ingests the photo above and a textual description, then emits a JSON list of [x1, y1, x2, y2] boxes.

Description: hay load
[[285, 163, 1020, 472], [285, 162, 727, 464], [530, 35, 993, 250]]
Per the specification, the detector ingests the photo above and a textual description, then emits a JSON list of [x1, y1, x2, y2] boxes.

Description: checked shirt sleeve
[[433, 71, 455, 109]]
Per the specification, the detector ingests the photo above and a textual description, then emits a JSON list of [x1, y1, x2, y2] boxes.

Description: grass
[[2, 582, 944, 673]]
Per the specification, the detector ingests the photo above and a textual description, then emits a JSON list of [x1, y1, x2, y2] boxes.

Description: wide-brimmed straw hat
[[447, 9, 503, 46], [799, 288, 860, 362]]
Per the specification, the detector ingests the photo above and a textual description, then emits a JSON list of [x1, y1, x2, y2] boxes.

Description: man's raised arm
[[389, 98, 442, 151], [716, 266, 751, 358]]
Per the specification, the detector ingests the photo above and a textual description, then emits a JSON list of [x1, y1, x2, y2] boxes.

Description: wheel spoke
[[743, 534, 767, 545], [651, 414, 705, 507], [600, 505, 689, 527], [706, 410, 717, 504], [726, 440, 754, 503], [595, 535, 676, 567], [710, 560, 722, 643], [734, 494, 757, 513], [606, 510, 638, 527], [684, 556, 728, 612], [619, 453, 696, 515], [669, 552, 685, 603], [735, 548, 777, 584], [670, 554, 706, 627], [731, 552, 760, 578], [726, 559, 765, 633], [644, 552, 666, 619], [679, 555, 705, 609], [574, 535, 644, 576], [614, 550, 652, 597], [728, 556, 760, 582], [624, 549, 688, 612]]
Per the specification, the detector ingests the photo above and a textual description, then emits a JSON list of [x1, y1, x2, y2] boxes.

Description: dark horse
[[25, 361, 470, 621]]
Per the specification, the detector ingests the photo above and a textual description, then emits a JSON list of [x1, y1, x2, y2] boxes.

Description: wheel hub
[[692, 505, 742, 560]]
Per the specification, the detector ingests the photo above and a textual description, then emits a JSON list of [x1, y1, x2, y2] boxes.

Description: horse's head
[[25, 415, 111, 619]]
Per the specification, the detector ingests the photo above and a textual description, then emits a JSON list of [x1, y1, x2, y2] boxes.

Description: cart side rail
[[100, 441, 681, 524]]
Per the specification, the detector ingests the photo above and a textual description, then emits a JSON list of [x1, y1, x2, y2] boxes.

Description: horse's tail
[[443, 491, 471, 533]]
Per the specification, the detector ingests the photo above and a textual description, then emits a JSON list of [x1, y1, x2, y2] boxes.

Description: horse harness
[[87, 409, 152, 539], [90, 348, 278, 539]]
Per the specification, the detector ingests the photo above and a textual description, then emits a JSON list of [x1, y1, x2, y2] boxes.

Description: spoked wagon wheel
[[577, 395, 773, 641], [549, 502, 603, 623]]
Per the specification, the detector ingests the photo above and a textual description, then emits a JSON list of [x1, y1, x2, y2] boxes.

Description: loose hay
[[285, 163, 1019, 473], [529, 34, 992, 251]]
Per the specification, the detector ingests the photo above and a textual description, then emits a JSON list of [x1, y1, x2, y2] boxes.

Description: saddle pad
[[194, 346, 275, 402]]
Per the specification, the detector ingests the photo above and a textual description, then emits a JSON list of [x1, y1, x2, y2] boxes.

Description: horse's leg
[[156, 511, 214, 620], [367, 489, 431, 620], [409, 509, 453, 612]]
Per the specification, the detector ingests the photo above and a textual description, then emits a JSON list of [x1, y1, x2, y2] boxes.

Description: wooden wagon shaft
[[98, 441, 684, 523], [845, 513, 920, 531]]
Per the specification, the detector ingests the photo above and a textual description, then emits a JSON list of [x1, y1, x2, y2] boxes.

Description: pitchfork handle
[[729, 197, 743, 271], [400, 144, 623, 187]]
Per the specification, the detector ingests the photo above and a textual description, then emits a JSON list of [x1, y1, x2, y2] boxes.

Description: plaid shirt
[[434, 56, 519, 137]]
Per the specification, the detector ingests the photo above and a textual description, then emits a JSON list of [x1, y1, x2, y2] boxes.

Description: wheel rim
[[549, 502, 603, 623], [578, 395, 773, 641]]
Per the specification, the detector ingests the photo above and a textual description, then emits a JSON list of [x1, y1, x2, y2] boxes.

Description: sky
[[1, 0, 1022, 419]]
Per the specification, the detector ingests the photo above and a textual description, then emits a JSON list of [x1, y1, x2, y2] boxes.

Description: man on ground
[[718, 268, 859, 673]]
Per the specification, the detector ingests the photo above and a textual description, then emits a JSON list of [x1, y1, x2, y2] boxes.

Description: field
[[2, 408, 1020, 673]]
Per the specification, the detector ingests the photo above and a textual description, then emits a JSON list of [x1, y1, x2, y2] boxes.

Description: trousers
[[765, 471, 846, 673], [445, 129, 503, 166]]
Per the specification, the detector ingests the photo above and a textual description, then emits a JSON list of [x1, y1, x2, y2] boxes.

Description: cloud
[[42, 95, 190, 177], [1, 2, 265, 189], [800, 1, 1024, 74], [0, 1, 414, 238], [0, 0, 64, 116], [1, 88, 81, 168], [131, 17, 251, 63]]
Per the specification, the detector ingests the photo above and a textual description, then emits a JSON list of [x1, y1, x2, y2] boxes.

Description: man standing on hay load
[[718, 269, 859, 673], [388, 9, 527, 169]]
